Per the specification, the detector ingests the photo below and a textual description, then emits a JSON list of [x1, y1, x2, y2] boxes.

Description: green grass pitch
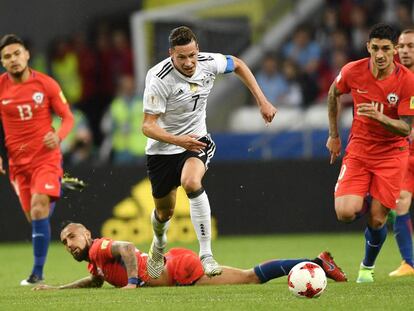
[[0, 233, 413, 311]]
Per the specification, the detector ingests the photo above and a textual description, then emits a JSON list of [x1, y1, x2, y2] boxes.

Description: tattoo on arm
[[58, 275, 104, 289], [327, 83, 342, 137], [399, 115, 413, 136], [111, 241, 138, 279], [380, 115, 412, 136], [400, 116, 413, 128]]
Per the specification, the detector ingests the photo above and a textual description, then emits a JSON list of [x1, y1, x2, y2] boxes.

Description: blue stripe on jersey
[[224, 55, 235, 73]]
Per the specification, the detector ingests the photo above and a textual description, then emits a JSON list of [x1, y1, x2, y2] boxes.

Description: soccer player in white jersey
[[142, 26, 277, 278]]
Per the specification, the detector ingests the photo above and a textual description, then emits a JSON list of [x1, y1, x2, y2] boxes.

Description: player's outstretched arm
[[142, 113, 207, 152], [326, 82, 342, 164], [32, 275, 104, 290], [231, 56, 277, 124]]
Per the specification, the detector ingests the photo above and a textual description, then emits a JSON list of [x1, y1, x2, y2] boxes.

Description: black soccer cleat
[[62, 173, 86, 192], [20, 274, 44, 286]]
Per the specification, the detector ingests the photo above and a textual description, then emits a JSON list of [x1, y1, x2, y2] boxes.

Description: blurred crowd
[[253, 0, 414, 110], [10, 0, 413, 165], [26, 25, 146, 166]]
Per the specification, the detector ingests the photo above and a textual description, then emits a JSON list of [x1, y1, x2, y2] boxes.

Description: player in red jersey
[[388, 29, 414, 277], [0, 34, 74, 285], [31, 223, 346, 290], [326, 23, 414, 283]]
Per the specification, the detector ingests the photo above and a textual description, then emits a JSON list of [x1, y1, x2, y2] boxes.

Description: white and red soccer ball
[[288, 261, 327, 298]]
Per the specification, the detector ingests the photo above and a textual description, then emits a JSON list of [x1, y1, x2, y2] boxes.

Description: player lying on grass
[[33, 223, 347, 290]]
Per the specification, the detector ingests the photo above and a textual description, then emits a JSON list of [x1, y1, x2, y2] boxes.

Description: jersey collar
[[7, 68, 35, 84], [367, 59, 399, 80], [171, 58, 203, 83]]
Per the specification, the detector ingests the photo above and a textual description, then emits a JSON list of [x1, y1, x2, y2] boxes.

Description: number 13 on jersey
[[17, 104, 33, 120]]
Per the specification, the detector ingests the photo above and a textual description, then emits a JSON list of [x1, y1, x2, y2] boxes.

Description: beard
[[401, 59, 413, 68], [72, 245, 90, 262], [9, 65, 27, 79]]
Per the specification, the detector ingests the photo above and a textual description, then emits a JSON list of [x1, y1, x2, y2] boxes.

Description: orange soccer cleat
[[389, 261, 414, 277]]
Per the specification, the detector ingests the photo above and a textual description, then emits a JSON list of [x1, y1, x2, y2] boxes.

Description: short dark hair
[[368, 23, 398, 44], [168, 26, 198, 48], [0, 34, 26, 53]]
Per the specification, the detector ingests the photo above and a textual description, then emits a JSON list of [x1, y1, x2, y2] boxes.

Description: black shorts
[[147, 134, 216, 198]]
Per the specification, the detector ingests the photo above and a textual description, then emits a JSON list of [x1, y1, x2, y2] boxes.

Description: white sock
[[151, 209, 170, 248], [189, 190, 212, 257]]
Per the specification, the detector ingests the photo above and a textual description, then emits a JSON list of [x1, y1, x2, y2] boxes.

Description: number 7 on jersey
[[192, 94, 200, 111]]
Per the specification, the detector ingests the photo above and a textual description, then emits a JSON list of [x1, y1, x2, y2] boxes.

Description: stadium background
[[0, 0, 413, 242]]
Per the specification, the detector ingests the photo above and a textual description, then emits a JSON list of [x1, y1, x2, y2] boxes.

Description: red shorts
[[9, 160, 63, 213], [334, 153, 408, 209], [165, 248, 204, 286], [401, 155, 414, 193]]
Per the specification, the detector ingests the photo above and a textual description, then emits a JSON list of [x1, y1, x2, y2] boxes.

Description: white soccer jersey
[[143, 52, 233, 155]]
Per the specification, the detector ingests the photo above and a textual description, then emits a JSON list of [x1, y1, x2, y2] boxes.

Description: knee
[[181, 176, 201, 193], [368, 216, 386, 229], [248, 270, 261, 284], [155, 208, 174, 222], [30, 196, 50, 220], [30, 204, 49, 220], [335, 206, 355, 223]]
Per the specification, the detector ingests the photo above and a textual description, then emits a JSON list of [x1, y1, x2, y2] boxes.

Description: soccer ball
[[288, 261, 327, 298]]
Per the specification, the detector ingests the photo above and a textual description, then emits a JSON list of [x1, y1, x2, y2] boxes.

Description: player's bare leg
[[195, 253, 348, 285], [147, 191, 175, 279], [182, 157, 222, 277], [21, 193, 51, 286], [195, 267, 259, 285], [334, 194, 365, 223]]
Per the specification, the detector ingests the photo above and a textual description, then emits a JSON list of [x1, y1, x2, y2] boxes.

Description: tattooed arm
[[111, 241, 140, 289], [356, 104, 412, 136], [33, 275, 104, 290], [380, 115, 412, 136], [326, 82, 343, 164]]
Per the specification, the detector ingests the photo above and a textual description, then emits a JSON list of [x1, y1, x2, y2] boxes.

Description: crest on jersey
[[410, 96, 414, 109], [387, 93, 399, 106], [190, 83, 198, 92], [101, 240, 110, 250], [32, 92, 44, 105], [203, 76, 213, 88], [150, 95, 160, 108]]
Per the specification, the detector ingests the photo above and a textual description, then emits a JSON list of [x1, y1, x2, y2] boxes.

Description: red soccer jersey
[[410, 135, 414, 155], [87, 238, 150, 287], [335, 58, 414, 158], [0, 70, 73, 165]]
